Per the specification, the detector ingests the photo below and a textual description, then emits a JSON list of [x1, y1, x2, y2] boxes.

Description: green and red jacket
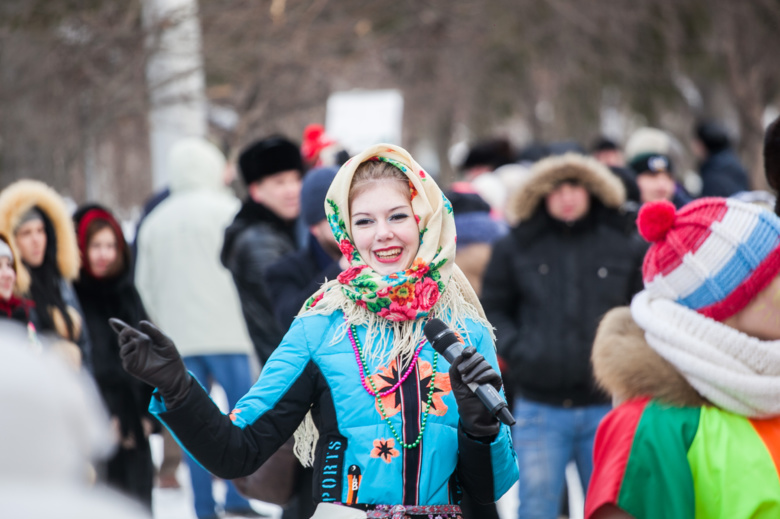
[[586, 397, 780, 518]]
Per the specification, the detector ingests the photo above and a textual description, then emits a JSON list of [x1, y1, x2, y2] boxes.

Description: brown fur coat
[[0, 180, 80, 288], [592, 306, 709, 407]]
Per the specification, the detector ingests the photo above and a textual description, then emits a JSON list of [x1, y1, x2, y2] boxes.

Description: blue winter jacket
[[150, 310, 518, 507]]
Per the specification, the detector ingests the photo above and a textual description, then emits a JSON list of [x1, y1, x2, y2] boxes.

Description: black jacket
[[265, 235, 341, 330], [483, 206, 646, 406], [481, 153, 647, 407], [221, 200, 298, 364], [699, 149, 750, 198]]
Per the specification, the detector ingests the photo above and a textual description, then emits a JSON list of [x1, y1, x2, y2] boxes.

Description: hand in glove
[[110, 318, 192, 409], [449, 345, 502, 438]]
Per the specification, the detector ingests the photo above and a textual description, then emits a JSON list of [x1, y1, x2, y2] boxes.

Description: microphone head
[[423, 318, 448, 342], [424, 318, 459, 355]]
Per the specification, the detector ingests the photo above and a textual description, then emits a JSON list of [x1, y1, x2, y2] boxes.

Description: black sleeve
[[156, 361, 318, 479], [480, 237, 521, 360], [230, 235, 287, 364], [456, 427, 496, 504]]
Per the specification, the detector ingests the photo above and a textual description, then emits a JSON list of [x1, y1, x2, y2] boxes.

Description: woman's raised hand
[[109, 318, 192, 408]]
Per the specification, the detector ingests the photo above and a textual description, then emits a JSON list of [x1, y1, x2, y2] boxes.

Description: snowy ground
[[150, 386, 583, 519]]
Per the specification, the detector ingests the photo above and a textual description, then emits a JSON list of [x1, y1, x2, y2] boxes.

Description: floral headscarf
[[308, 146, 456, 322]]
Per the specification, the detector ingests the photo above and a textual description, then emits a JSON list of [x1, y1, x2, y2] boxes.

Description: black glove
[[449, 345, 502, 438], [110, 318, 192, 409]]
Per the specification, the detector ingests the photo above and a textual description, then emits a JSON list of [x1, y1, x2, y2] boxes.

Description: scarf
[[631, 290, 780, 418], [293, 143, 491, 465]]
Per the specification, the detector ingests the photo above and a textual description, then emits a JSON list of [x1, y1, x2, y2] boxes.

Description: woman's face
[[15, 219, 46, 268], [87, 227, 118, 278], [0, 256, 15, 301], [350, 180, 420, 275]]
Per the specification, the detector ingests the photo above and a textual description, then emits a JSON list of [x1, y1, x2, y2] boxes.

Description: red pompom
[[303, 124, 325, 141], [637, 200, 677, 242]]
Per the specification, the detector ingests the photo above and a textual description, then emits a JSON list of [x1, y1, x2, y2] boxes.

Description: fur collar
[[591, 306, 708, 407], [0, 180, 80, 283], [507, 153, 626, 224]]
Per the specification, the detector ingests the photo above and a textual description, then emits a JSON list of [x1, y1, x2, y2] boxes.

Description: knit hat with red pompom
[[637, 197, 780, 321]]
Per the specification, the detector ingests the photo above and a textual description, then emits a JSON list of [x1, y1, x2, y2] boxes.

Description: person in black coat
[[72, 204, 155, 510], [482, 153, 647, 519], [694, 120, 750, 197], [263, 166, 341, 519], [221, 136, 304, 364]]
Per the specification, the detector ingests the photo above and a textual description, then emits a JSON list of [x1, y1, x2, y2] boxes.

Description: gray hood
[[168, 137, 226, 194]]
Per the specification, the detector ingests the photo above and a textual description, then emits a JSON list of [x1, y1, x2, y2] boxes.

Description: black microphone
[[424, 318, 516, 426]]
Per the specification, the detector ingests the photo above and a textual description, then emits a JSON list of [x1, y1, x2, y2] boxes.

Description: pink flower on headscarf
[[378, 302, 418, 322], [415, 278, 440, 312], [338, 239, 355, 258], [338, 265, 367, 284]]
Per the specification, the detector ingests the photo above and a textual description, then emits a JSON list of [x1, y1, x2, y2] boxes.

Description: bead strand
[[367, 350, 437, 449], [347, 318, 438, 450], [348, 323, 425, 398]]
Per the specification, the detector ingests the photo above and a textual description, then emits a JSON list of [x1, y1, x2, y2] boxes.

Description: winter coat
[[73, 204, 155, 506], [135, 144, 253, 358], [699, 148, 750, 198], [586, 308, 780, 519], [265, 235, 341, 330], [482, 153, 647, 406], [73, 205, 154, 440], [151, 311, 519, 507], [221, 200, 298, 364], [0, 180, 93, 367]]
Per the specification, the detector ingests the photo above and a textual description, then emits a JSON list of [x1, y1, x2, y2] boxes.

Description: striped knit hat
[[637, 197, 780, 321]]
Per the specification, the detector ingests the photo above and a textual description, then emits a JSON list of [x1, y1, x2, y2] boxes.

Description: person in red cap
[[587, 197, 780, 519]]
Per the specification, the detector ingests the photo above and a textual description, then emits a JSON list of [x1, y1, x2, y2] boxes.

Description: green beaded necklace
[[351, 323, 438, 449]]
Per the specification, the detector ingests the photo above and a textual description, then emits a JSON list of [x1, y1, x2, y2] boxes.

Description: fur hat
[[238, 136, 303, 186], [637, 197, 780, 321]]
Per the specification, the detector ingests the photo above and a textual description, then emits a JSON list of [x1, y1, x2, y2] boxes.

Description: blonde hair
[[349, 160, 409, 205]]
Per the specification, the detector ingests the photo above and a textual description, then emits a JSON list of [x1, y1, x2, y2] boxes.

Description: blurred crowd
[[0, 117, 776, 519]]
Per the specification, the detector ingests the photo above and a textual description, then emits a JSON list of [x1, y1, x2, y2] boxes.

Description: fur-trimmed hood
[[507, 153, 626, 224], [591, 306, 708, 408], [0, 180, 80, 283]]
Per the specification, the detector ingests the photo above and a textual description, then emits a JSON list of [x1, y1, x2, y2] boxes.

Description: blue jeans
[[512, 398, 611, 519], [183, 354, 255, 519]]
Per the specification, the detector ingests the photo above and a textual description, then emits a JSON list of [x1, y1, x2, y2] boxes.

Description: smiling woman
[[115, 143, 519, 519]]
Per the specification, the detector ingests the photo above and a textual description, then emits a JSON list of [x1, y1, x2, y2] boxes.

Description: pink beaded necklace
[[348, 322, 427, 398]]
